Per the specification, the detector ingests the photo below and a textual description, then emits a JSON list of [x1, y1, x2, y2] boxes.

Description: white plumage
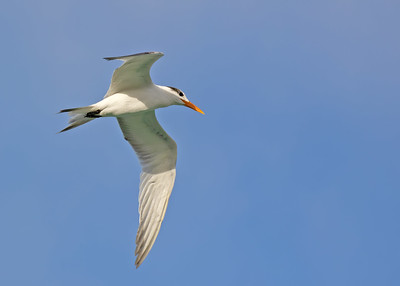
[[60, 52, 203, 268]]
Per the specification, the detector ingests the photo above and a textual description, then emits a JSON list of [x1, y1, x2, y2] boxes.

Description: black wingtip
[[103, 51, 163, 61]]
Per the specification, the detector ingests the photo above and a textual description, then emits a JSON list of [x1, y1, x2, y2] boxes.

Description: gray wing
[[117, 111, 177, 268], [104, 52, 164, 97]]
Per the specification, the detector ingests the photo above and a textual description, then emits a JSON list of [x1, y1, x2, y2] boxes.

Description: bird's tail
[[59, 106, 100, 133]]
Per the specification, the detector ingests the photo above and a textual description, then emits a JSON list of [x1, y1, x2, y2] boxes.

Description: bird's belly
[[98, 93, 150, 117]]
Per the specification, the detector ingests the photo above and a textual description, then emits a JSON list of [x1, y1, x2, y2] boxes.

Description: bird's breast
[[97, 92, 151, 117]]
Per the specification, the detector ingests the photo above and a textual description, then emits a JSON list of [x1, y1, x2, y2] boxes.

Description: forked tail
[[59, 106, 101, 133]]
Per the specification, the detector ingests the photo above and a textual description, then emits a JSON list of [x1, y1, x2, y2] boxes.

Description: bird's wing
[[117, 111, 177, 268], [104, 52, 164, 97]]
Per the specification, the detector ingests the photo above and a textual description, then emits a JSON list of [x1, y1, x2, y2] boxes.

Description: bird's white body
[[60, 52, 203, 268], [95, 85, 182, 117]]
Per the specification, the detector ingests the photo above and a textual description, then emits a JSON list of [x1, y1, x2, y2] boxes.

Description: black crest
[[167, 86, 184, 97]]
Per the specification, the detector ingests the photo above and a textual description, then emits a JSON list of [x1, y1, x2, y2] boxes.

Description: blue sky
[[1, 0, 399, 285]]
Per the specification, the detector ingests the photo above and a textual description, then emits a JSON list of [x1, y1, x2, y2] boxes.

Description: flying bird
[[59, 52, 204, 268]]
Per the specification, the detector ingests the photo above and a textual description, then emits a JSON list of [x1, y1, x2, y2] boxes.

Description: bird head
[[166, 86, 204, 114]]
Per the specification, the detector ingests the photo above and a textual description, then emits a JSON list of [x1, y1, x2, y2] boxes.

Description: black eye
[[179, 92, 184, 97]]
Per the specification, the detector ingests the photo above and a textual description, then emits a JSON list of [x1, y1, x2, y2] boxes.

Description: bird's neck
[[154, 85, 180, 107]]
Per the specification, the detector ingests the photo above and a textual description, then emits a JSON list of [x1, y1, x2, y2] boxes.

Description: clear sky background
[[1, 1, 399, 285]]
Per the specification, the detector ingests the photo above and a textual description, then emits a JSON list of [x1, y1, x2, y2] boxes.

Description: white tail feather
[[59, 106, 97, 133]]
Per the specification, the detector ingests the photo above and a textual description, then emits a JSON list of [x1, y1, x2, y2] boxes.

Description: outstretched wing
[[104, 52, 164, 97], [117, 111, 177, 268]]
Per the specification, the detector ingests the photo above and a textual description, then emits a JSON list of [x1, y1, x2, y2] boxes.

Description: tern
[[59, 52, 204, 268]]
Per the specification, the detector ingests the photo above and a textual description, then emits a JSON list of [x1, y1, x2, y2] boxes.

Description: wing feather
[[104, 52, 164, 97], [117, 111, 177, 268]]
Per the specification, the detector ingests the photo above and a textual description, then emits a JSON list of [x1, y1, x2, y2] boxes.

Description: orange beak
[[181, 99, 205, 114]]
